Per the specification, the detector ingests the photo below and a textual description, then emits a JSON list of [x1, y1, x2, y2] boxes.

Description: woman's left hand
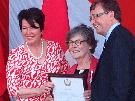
[[40, 82, 54, 93], [46, 95, 54, 101], [84, 90, 91, 101]]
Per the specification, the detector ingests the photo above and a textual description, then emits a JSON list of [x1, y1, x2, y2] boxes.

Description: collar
[[105, 22, 120, 41]]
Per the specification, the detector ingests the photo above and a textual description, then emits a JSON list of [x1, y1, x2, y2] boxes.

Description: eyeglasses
[[89, 11, 109, 21], [67, 40, 87, 46]]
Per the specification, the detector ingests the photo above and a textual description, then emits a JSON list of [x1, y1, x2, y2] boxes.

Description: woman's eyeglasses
[[66, 40, 87, 46]]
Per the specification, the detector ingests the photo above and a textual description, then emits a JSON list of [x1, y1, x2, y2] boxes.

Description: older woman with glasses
[[66, 24, 98, 101]]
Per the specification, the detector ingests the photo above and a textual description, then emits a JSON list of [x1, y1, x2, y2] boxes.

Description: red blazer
[[66, 56, 98, 90]]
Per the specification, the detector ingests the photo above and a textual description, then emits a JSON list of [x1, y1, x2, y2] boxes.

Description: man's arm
[[108, 38, 134, 101]]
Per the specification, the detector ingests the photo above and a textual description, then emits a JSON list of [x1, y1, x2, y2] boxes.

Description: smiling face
[[21, 19, 42, 45], [68, 34, 91, 60], [90, 4, 113, 36]]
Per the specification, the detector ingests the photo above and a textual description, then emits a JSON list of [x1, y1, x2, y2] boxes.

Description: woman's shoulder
[[66, 64, 77, 74], [46, 40, 63, 50], [46, 40, 61, 46], [90, 55, 98, 71], [91, 56, 98, 64], [9, 44, 24, 55]]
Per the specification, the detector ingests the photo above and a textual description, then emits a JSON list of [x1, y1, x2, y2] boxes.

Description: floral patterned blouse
[[6, 41, 69, 101]]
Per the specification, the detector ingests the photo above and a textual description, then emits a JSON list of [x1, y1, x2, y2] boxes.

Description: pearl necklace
[[26, 40, 44, 60]]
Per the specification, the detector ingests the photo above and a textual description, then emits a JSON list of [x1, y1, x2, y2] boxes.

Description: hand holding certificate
[[48, 74, 85, 101]]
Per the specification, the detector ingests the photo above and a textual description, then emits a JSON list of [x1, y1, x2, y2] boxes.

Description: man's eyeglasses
[[89, 11, 109, 21], [66, 40, 87, 46]]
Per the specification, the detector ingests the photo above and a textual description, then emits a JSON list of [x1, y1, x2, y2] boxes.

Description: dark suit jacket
[[91, 25, 135, 101]]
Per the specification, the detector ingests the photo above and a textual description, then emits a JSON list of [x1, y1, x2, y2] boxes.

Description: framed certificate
[[48, 74, 85, 101]]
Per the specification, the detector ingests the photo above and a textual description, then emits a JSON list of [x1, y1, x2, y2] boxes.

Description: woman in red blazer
[[66, 24, 98, 101]]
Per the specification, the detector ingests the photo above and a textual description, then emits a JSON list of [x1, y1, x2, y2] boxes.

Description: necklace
[[26, 40, 44, 60]]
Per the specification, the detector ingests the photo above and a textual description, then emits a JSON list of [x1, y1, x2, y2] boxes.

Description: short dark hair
[[18, 7, 45, 31], [90, 0, 121, 22], [66, 24, 97, 54]]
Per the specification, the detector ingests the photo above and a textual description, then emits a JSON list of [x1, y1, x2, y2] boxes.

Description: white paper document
[[50, 77, 85, 101]]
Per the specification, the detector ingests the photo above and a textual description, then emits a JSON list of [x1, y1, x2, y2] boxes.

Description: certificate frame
[[48, 73, 86, 101]]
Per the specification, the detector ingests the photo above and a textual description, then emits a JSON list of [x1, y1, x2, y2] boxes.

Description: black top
[[74, 69, 89, 90]]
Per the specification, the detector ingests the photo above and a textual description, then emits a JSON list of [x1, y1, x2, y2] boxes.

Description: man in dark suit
[[90, 0, 135, 101]]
